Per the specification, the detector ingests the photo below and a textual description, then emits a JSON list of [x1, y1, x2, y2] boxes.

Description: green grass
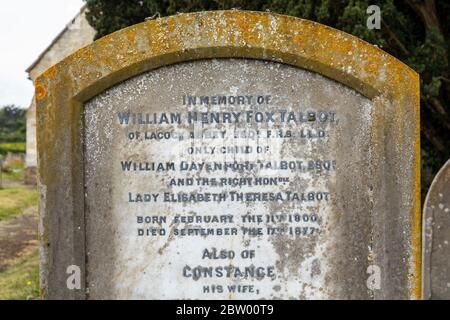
[[0, 249, 40, 300], [1, 166, 25, 181], [0, 186, 38, 221], [0, 177, 40, 300], [0, 143, 26, 180]]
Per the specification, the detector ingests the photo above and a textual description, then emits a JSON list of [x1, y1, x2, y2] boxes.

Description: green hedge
[[0, 143, 26, 156]]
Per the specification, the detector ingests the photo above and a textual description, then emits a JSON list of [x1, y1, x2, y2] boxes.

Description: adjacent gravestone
[[423, 159, 450, 300], [35, 11, 421, 299]]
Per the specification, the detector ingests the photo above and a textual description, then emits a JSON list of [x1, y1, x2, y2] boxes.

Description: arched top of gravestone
[[424, 159, 450, 213], [34, 10, 419, 102]]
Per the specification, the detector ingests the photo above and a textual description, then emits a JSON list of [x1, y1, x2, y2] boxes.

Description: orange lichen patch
[[176, 13, 195, 28], [166, 19, 177, 34], [42, 66, 57, 79], [364, 59, 380, 75], [125, 30, 136, 43], [35, 84, 46, 100], [77, 47, 93, 61]]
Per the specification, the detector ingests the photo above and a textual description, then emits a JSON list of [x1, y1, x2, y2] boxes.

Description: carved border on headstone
[[35, 10, 421, 299]]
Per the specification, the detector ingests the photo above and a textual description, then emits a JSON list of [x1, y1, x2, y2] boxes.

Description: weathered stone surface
[[423, 159, 450, 300], [85, 59, 374, 299], [35, 11, 421, 299]]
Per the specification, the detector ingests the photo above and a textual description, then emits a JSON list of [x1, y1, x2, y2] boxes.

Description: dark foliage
[[0, 105, 26, 143]]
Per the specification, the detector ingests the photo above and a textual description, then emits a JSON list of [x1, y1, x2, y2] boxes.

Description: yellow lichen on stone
[[35, 84, 46, 100]]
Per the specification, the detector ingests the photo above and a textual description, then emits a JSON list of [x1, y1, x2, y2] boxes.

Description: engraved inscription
[[84, 59, 373, 299]]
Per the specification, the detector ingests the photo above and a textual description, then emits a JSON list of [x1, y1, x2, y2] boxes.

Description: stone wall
[[25, 98, 37, 184]]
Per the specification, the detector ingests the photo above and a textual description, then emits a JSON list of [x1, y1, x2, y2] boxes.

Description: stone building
[[25, 5, 95, 184]]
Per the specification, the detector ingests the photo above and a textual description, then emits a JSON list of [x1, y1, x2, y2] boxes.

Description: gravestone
[[36, 11, 421, 299], [423, 159, 450, 300]]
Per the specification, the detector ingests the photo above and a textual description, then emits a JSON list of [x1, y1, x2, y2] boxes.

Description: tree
[[84, 0, 450, 199], [0, 105, 26, 143]]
